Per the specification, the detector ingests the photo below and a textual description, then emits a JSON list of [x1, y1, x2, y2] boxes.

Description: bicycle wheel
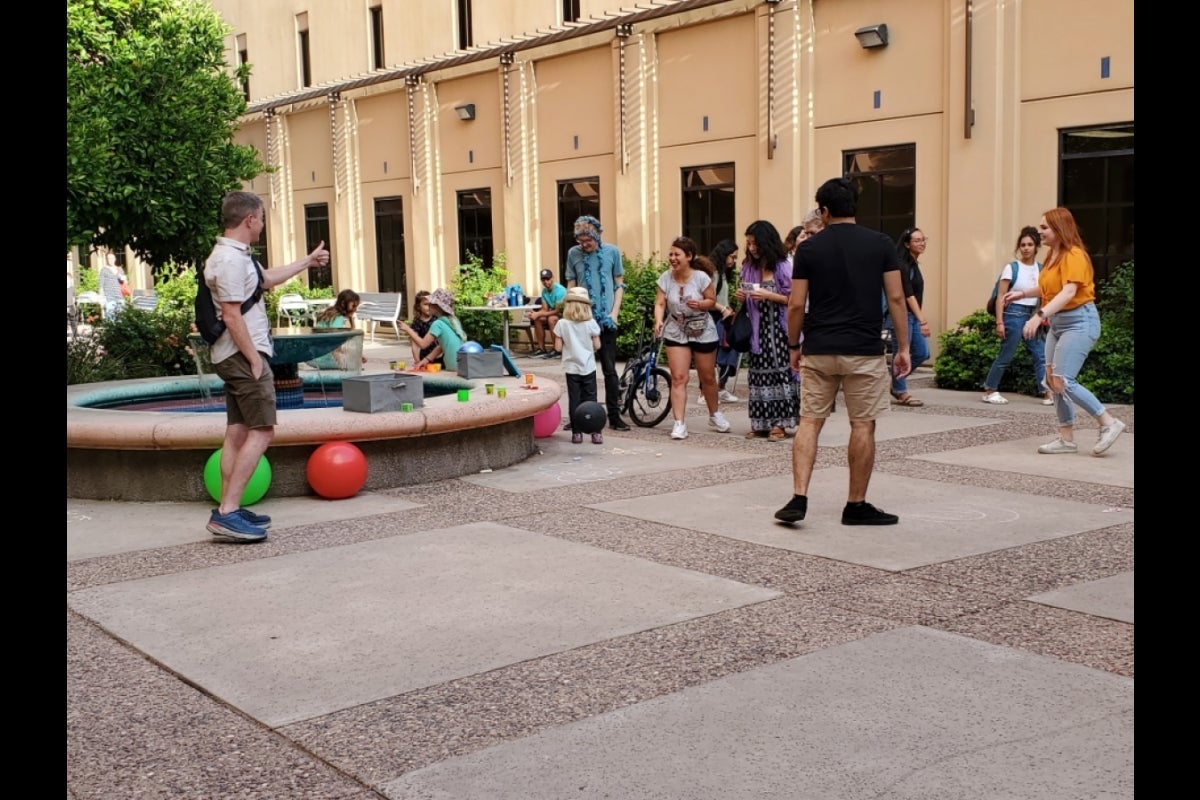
[[627, 366, 672, 427]]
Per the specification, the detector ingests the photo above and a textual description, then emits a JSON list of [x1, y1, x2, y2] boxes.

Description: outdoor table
[[460, 304, 540, 351]]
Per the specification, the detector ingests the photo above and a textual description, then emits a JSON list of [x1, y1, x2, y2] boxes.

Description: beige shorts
[[799, 354, 890, 421]]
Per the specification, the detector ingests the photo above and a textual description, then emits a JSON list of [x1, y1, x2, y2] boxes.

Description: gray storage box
[[342, 373, 424, 413], [456, 351, 505, 379]]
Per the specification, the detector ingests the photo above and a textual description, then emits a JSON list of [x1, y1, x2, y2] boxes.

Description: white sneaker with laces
[[670, 420, 688, 440], [1037, 437, 1078, 454], [708, 411, 731, 432], [719, 390, 740, 403], [1093, 419, 1126, 455], [982, 391, 1008, 405]]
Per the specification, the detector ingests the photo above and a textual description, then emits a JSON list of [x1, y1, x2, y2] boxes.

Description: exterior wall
[[211, 0, 1133, 352]]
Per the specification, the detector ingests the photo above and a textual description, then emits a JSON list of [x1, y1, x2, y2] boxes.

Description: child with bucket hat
[[554, 287, 604, 444]]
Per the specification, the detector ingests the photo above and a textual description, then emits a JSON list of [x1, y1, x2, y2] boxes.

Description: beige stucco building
[[205, 0, 1134, 343]]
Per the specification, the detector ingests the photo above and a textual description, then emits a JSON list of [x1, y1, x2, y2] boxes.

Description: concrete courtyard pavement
[[67, 335, 1134, 799]]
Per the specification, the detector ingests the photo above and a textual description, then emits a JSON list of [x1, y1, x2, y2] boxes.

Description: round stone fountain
[[67, 330, 560, 501]]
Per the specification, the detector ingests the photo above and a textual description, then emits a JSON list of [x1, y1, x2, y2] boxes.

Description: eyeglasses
[[909, 236, 928, 245]]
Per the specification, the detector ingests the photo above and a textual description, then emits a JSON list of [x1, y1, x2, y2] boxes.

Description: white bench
[[356, 292, 404, 342]]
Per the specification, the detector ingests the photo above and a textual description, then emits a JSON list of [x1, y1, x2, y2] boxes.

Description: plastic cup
[[485, 383, 495, 394], [389, 361, 398, 370], [429, 363, 442, 373], [457, 388, 470, 402], [396, 360, 406, 371], [400, 402, 414, 412], [524, 373, 534, 385], [497, 387, 507, 398]]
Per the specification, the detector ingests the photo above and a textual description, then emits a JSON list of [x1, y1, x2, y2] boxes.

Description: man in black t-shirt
[[774, 178, 911, 526]]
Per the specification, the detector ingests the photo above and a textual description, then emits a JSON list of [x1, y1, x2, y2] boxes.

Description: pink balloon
[[532, 403, 563, 438]]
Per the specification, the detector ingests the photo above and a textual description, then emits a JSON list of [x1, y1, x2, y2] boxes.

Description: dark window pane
[[1062, 124, 1133, 155], [304, 204, 332, 288], [681, 164, 736, 257], [557, 178, 600, 274]]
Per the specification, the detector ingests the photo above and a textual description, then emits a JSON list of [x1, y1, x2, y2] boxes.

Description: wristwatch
[[1036, 309, 1047, 319], [788, 343, 801, 351]]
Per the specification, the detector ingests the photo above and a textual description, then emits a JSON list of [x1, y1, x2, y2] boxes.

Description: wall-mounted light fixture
[[454, 103, 476, 121], [854, 24, 888, 49]]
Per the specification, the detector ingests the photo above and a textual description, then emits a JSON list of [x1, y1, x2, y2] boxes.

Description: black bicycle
[[617, 309, 672, 428]]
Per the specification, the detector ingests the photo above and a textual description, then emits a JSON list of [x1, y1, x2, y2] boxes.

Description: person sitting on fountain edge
[[203, 191, 330, 543]]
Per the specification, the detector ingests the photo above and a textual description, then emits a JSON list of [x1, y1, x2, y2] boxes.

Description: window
[[252, 207, 270, 269], [374, 197, 406, 293], [304, 204, 332, 288], [369, 5, 385, 70], [557, 178, 600, 274], [1059, 123, 1133, 283], [457, 189, 493, 268], [681, 164, 736, 258], [457, 0, 473, 50], [562, 0, 581, 23], [843, 145, 916, 242], [236, 34, 250, 102], [297, 13, 312, 88]]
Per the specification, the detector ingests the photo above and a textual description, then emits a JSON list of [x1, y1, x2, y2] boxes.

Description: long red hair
[[1042, 208, 1087, 253]]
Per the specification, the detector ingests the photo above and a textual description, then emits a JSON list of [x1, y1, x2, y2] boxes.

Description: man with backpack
[[202, 191, 330, 542]]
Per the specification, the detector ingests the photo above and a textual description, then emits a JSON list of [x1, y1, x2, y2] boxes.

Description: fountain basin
[[67, 373, 561, 501]]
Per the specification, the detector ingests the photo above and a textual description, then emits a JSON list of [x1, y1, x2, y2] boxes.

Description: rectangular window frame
[[681, 163, 736, 259], [457, 0, 473, 50], [843, 144, 916, 242], [1058, 123, 1134, 284], [304, 203, 332, 288], [297, 13, 312, 89], [369, 5, 385, 70], [456, 188, 494, 269], [562, 0, 581, 24]]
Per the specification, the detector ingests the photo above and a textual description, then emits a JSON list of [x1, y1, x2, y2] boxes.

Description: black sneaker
[[542, 351, 561, 359], [529, 348, 547, 358], [774, 495, 808, 523], [841, 502, 899, 526], [609, 418, 631, 432]]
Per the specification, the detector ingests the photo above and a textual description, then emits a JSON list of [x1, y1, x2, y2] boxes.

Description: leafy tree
[[67, 0, 264, 270]]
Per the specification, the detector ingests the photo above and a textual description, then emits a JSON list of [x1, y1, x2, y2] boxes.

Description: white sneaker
[[718, 390, 740, 403], [1037, 438, 1078, 454], [708, 411, 731, 432], [696, 394, 705, 404], [670, 420, 688, 440], [1093, 419, 1126, 455], [982, 391, 1008, 405]]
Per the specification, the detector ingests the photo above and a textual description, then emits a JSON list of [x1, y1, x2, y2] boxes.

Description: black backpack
[[195, 261, 264, 345]]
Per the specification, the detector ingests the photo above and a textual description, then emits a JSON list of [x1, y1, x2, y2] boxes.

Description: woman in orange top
[[1002, 208, 1126, 456]]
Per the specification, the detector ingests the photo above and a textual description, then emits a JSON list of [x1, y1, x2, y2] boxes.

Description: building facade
[[206, 0, 1134, 343]]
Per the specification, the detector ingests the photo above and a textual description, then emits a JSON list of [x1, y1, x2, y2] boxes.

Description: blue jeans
[[1044, 303, 1106, 427], [984, 304, 1046, 392], [885, 312, 929, 394]]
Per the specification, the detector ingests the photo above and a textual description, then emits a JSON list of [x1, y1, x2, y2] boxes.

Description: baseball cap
[[539, 269, 554, 280]]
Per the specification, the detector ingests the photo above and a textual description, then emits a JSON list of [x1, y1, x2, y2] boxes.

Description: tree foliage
[[67, 0, 264, 269]]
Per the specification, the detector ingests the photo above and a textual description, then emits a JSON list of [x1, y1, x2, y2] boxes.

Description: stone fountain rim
[[67, 373, 561, 451]]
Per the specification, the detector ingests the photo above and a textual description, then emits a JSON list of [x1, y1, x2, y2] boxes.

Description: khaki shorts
[[213, 351, 277, 429], [800, 354, 890, 421]]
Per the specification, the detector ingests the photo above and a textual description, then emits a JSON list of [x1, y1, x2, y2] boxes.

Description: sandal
[[745, 430, 767, 439], [890, 393, 924, 407], [767, 427, 787, 441]]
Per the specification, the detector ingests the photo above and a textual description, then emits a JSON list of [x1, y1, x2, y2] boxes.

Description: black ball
[[571, 401, 606, 434]]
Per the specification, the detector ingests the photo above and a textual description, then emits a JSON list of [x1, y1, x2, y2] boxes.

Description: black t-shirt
[[898, 254, 925, 307], [792, 223, 900, 356]]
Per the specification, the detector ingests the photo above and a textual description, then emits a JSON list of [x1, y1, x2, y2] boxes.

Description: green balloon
[[203, 449, 272, 506]]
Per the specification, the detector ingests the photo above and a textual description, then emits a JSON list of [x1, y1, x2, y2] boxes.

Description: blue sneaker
[[233, 508, 272, 529], [207, 509, 268, 543]]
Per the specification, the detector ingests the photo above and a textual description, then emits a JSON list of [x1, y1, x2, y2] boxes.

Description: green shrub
[[66, 335, 124, 384], [92, 305, 197, 380], [77, 266, 100, 293], [615, 252, 668, 358], [452, 253, 510, 346], [934, 260, 1134, 404]]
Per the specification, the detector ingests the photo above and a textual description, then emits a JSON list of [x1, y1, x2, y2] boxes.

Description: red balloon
[[307, 441, 368, 499], [532, 403, 562, 438]]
